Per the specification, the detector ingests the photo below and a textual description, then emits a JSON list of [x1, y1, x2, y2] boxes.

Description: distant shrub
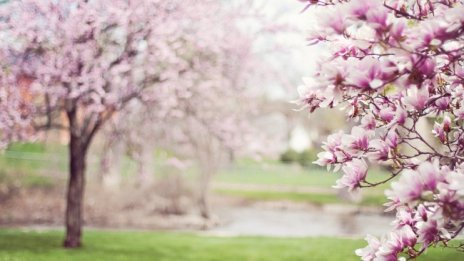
[[298, 149, 317, 167], [280, 149, 299, 164], [280, 149, 321, 167]]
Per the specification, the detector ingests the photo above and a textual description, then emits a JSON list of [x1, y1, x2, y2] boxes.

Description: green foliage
[[279, 149, 319, 168], [298, 149, 318, 168], [279, 149, 299, 164], [0, 229, 460, 261]]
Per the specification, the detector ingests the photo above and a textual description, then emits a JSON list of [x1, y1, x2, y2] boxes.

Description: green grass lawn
[[217, 163, 338, 187], [216, 162, 390, 189], [0, 229, 461, 261], [214, 162, 391, 206], [215, 189, 388, 206]]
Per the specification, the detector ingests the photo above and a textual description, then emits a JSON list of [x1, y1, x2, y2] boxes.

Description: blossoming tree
[[0, 0, 230, 248], [98, 5, 273, 218], [0, 73, 33, 148], [298, 0, 464, 259]]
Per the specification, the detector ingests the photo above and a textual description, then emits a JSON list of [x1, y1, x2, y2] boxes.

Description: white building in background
[[289, 124, 311, 152]]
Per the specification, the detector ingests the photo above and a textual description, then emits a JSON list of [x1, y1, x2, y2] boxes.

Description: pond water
[[208, 205, 392, 238]]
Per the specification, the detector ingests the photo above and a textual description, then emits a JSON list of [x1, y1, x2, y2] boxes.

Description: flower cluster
[[299, 0, 464, 259]]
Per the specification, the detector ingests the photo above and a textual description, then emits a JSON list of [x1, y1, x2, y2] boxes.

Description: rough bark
[[63, 107, 97, 248], [63, 132, 88, 248]]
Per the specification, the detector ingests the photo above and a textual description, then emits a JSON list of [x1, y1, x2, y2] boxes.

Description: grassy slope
[[0, 229, 461, 261], [214, 162, 390, 206], [0, 143, 399, 207], [215, 189, 387, 206], [216, 162, 390, 189]]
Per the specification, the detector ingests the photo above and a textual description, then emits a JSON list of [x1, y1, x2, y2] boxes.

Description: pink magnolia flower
[[355, 234, 381, 261], [432, 116, 451, 143], [443, 115, 452, 132], [416, 216, 442, 248], [432, 122, 446, 143], [319, 59, 350, 87], [419, 161, 445, 191], [349, 0, 381, 20], [366, 8, 389, 32], [386, 170, 423, 206], [414, 56, 436, 79], [386, 161, 444, 205], [347, 126, 372, 152], [436, 183, 461, 208], [315, 132, 353, 169], [434, 96, 450, 111], [415, 21, 450, 49], [393, 106, 407, 126], [322, 131, 344, 153], [347, 58, 397, 90], [388, 20, 406, 44], [367, 139, 390, 161], [315, 151, 336, 167], [396, 225, 417, 248], [393, 207, 416, 229], [321, 9, 348, 34], [379, 106, 395, 123], [385, 130, 399, 149], [375, 228, 414, 261], [334, 158, 368, 191], [403, 86, 430, 110], [361, 114, 376, 130], [416, 204, 429, 222]]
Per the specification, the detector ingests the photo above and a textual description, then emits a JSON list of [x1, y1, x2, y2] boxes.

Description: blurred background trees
[[0, 0, 364, 257], [0, 0, 278, 247]]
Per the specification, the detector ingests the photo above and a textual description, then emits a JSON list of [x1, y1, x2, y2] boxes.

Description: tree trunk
[[198, 167, 212, 219], [199, 189, 210, 219], [63, 134, 88, 248]]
